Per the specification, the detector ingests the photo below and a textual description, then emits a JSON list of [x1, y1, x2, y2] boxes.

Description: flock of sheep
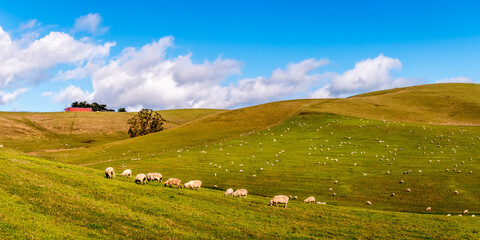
[[105, 167, 321, 208]]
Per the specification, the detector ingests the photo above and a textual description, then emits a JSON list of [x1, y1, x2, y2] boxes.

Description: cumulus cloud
[[0, 24, 114, 105], [435, 76, 474, 83], [52, 85, 93, 103], [0, 88, 28, 104], [51, 36, 330, 109], [73, 13, 109, 35], [311, 54, 413, 98]]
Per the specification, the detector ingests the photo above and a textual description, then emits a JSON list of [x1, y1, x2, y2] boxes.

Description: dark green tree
[[118, 108, 126, 112], [127, 108, 165, 137]]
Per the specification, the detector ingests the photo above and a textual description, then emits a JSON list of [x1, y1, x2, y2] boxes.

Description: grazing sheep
[[184, 180, 202, 190], [164, 178, 182, 188], [316, 202, 326, 205], [224, 188, 234, 196], [120, 169, 132, 178], [454, 190, 459, 194], [105, 167, 115, 179], [270, 195, 289, 208], [147, 173, 163, 182], [134, 174, 147, 185], [391, 193, 395, 196], [406, 188, 411, 192], [151, 173, 163, 182], [426, 207, 432, 211], [147, 173, 153, 182], [366, 201, 372, 205], [293, 196, 298, 200], [304, 196, 315, 203], [233, 189, 248, 198], [463, 210, 469, 214]]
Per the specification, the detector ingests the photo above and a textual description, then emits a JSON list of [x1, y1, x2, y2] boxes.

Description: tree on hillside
[[117, 108, 126, 112], [127, 108, 165, 137], [70, 101, 114, 112]]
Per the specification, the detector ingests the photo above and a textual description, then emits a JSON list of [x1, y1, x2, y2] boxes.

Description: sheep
[[224, 188, 234, 196], [269, 195, 289, 208], [463, 210, 469, 214], [105, 167, 115, 179], [184, 180, 202, 190], [233, 189, 248, 198], [120, 169, 132, 178], [164, 178, 182, 188], [366, 201, 372, 205], [304, 196, 315, 203], [134, 174, 147, 185], [426, 207, 432, 211], [151, 173, 163, 182], [147, 173, 163, 182]]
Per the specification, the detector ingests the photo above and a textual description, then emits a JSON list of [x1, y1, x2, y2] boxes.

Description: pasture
[[0, 148, 478, 239], [2, 83, 480, 238]]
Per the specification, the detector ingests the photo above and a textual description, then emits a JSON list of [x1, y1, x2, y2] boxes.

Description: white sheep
[[270, 195, 289, 208], [105, 167, 115, 179], [304, 196, 315, 203], [164, 178, 182, 188], [366, 201, 372, 205], [134, 174, 147, 185], [233, 189, 248, 198], [426, 207, 432, 211], [151, 173, 163, 182], [224, 188, 234, 196], [120, 169, 132, 178], [184, 180, 202, 190]]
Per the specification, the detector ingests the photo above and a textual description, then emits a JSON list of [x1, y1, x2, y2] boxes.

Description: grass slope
[[307, 83, 480, 125], [1, 148, 479, 239], [41, 99, 318, 163], [0, 109, 223, 154], [72, 112, 480, 214]]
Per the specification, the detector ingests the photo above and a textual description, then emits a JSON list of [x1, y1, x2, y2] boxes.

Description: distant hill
[[307, 83, 480, 125]]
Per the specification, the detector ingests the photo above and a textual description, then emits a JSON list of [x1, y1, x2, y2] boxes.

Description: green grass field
[[2, 83, 480, 238], [1, 148, 479, 239]]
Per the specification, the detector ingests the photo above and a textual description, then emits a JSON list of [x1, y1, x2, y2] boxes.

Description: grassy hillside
[[307, 83, 480, 125], [65, 112, 480, 214], [40, 99, 318, 163], [1, 148, 478, 239], [0, 109, 223, 154]]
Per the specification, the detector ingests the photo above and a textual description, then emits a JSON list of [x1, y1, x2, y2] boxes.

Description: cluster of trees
[[70, 101, 126, 112], [127, 108, 165, 137]]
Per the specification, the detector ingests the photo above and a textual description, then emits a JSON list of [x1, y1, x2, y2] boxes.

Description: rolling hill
[[1, 148, 478, 239], [2, 83, 480, 238], [0, 109, 224, 154]]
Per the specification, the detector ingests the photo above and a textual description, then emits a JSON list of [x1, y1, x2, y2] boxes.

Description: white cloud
[[0, 25, 114, 105], [435, 76, 474, 83], [19, 19, 39, 31], [51, 36, 330, 109], [311, 54, 413, 98], [0, 88, 28, 104], [52, 85, 93, 103], [52, 67, 87, 81], [73, 13, 109, 35]]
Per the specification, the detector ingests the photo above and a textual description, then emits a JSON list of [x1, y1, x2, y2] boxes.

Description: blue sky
[[0, 1, 479, 111]]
